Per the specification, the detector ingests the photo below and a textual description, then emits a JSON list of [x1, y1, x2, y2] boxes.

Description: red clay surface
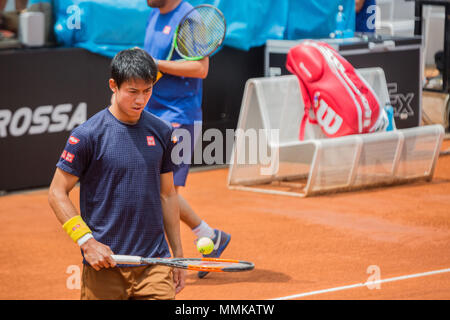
[[1, 140, 449, 300]]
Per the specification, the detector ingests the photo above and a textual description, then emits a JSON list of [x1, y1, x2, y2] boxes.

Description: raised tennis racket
[[112, 255, 254, 273], [166, 4, 226, 61]]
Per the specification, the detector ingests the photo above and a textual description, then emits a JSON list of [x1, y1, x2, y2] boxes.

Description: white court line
[[270, 267, 450, 300]]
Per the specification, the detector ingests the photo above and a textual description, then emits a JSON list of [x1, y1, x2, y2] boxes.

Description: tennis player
[[144, 0, 231, 279], [48, 48, 185, 300]]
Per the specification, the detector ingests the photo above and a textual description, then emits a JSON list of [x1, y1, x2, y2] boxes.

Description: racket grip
[[111, 255, 142, 265]]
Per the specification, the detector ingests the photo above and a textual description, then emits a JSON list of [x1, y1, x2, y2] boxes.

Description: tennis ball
[[196, 237, 214, 255]]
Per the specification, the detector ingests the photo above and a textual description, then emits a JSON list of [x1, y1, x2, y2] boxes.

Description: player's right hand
[[173, 268, 186, 294], [80, 238, 117, 271]]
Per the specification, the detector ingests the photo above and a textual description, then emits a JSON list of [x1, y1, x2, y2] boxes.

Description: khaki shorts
[[81, 264, 175, 300]]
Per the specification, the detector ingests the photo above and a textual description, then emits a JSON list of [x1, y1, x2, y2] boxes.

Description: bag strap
[[297, 77, 312, 141], [285, 49, 313, 141]]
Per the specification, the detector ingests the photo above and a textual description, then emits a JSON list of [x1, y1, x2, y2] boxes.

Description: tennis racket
[[166, 4, 226, 61], [112, 255, 254, 273]]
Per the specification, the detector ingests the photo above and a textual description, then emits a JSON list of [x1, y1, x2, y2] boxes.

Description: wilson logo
[[316, 99, 343, 135], [0, 103, 87, 138]]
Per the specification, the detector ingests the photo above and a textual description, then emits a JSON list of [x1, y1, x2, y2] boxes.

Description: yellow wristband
[[62, 216, 92, 243]]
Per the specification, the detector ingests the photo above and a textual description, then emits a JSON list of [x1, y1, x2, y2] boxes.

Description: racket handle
[[111, 255, 142, 265]]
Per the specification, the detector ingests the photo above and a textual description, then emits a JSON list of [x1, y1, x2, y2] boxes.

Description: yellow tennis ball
[[196, 237, 214, 255]]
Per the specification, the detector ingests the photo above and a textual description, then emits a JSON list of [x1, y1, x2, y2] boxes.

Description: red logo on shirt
[[163, 26, 171, 34], [68, 136, 80, 145], [61, 150, 75, 162], [147, 136, 156, 146], [65, 152, 75, 163]]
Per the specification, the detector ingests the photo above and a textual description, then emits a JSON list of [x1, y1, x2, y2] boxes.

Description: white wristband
[[77, 233, 94, 246]]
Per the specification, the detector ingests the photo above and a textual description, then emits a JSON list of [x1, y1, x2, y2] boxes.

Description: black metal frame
[[414, 0, 450, 93]]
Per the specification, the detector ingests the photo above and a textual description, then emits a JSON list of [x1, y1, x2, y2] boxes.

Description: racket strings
[[179, 259, 254, 272], [184, 260, 238, 268], [178, 18, 221, 55], [177, 7, 225, 58]]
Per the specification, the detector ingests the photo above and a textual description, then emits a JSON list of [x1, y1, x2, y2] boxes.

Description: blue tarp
[[285, 0, 355, 41], [195, 0, 355, 49], [29, 0, 355, 57], [190, 0, 289, 51]]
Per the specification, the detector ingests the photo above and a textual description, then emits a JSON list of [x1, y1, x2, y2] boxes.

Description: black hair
[[110, 47, 158, 88]]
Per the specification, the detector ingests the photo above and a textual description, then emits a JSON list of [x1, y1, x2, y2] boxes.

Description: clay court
[[0, 140, 449, 300]]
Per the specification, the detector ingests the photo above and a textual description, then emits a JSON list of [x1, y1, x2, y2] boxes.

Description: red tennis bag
[[286, 40, 385, 140]]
